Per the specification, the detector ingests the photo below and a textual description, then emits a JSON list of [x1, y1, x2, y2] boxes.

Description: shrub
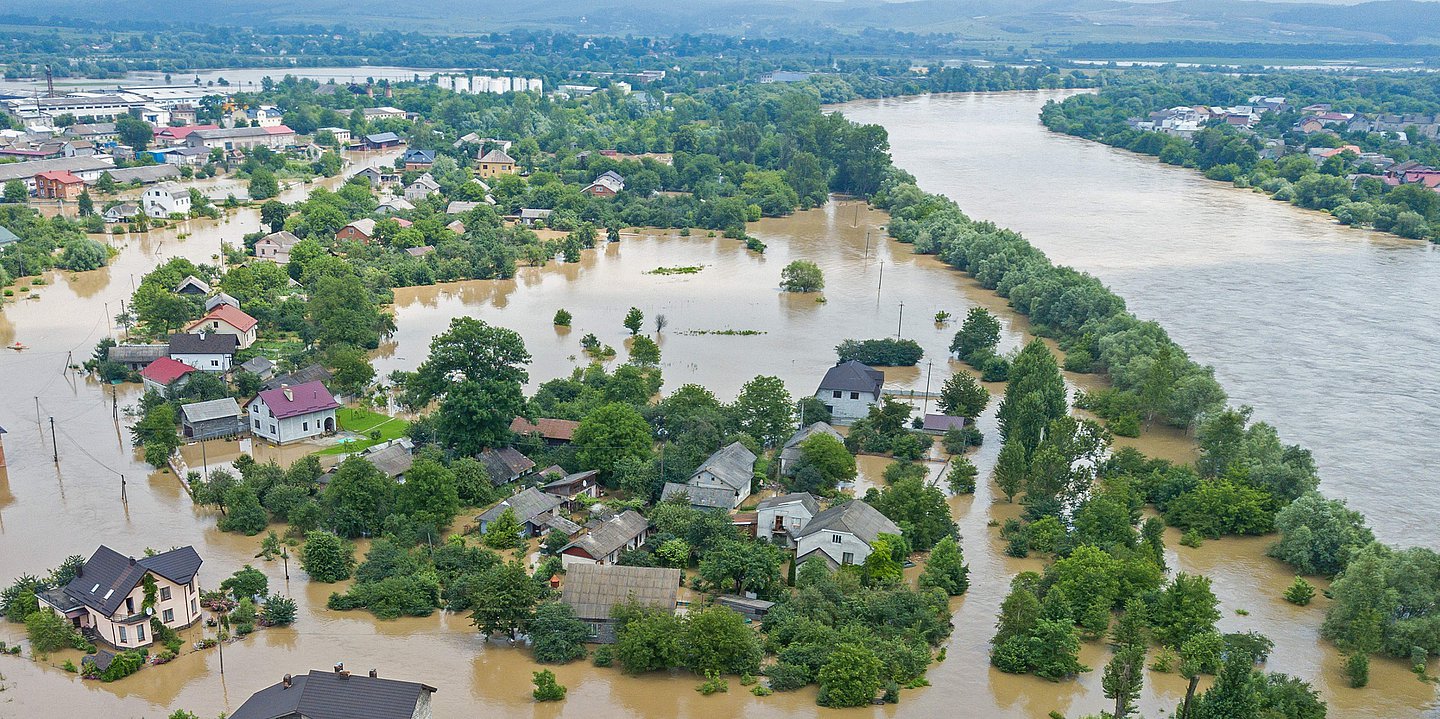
[[1283, 577, 1315, 606], [532, 669, 567, 701], [696, 670, 729, 695], [764, 661, 810, 691], [1345, 653, 1369, 688], [593, 645, 613, 667], [553, 309, 572, 326], [835, 338, 923, 366], [946, 458, 977, 494], [779, 260, 825, 292]]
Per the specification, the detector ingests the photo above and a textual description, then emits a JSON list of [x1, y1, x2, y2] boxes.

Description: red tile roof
[[186, 304, 258, 333], [509, 417, 579, 441], [140, 357, 196, 385], [35, 170, 83, 184], [155, 124, 219, 140], [264, 125, 296, 135], [255, 380, 339, 419]]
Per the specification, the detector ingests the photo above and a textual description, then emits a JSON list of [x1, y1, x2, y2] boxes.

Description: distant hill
[[24, 0, 1440, 45]]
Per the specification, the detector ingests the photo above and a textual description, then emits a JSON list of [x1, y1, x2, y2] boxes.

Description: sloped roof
[[181, 398, 241, 423], [402, 149, 436, 163], [561, 510, 649, 560], [174, 275, 211, 294], [257, 230, 301, 249], [544, 515, 583, 536], [660, 482, 733, 510], [240, 356, 275, 375], [341, 218, 377, 237], [140, 356, 196, 384], [756, 492, 820, 515], [477, 486, 563, 525], [689, 441, 756, 493], [510, 417, 579, 441], [543, 469, 598, 495], [783, 422, 843, 450], [229, 669, 436, 719], [187, 304, 258, 333], [817, 360, 884, 395], [360, 440, 414, 479], [62, 545, 202, 616], [0, 226, 18, 245], [795, 500, 900, 545], [365, 132, 401, 144], [255, 380, 339, 419], [109, 343, 167, 364], [560, 564, 680, 621], [263, 364, 332, 391], [205, 292, 240, 311], [479, 447, 535, 485], [169, 332, 238, 356], [922, 414, 967, 432], [479, 148, 515, 164]]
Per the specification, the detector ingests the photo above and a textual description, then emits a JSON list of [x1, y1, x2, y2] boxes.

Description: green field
[[314, 407, 410, 456]]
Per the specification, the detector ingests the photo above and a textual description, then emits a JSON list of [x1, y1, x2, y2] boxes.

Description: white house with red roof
[[140, 357, 196, 393], [246, 381, 339, 445], [185, 304, 258, 349]]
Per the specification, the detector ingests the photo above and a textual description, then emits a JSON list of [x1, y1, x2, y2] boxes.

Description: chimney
[[334, 662, 344, 674], [283, 386, 293, 402], [75, 565, 82, 577], [283, 674, 293, 689], [129, 556, 136, 566], [368, 669, 378, 678]]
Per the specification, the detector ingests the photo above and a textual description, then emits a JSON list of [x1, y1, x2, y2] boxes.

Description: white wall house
[[756, 492, 819, 547], [814, 360, 884, 422], [184, 304, 258, 350], [142, 182, 191, 218], [168, 332, 237, 372], [794, 500, 901, 569], [247, 381, 340, 445], [685, 441, 757, 509]]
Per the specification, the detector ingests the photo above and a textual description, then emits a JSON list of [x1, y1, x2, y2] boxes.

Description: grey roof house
[[675, 441, 756, 510], [560, 564, 681, 643], [756, 492, 821, 546], [229, 666, 436, 719], [180, 398, 245, 440], [479, 447, 536, 486], [778, 421, 844, 476], [107, 343, 168, 370], [795, 500, 901, 569], [559, 510, 651, 566], [263, 364, 333, 392], [238, 356, 276, 380], [476, 486, 564, 537], [815, 360, 884, 422], [660, 482, 735, 511]]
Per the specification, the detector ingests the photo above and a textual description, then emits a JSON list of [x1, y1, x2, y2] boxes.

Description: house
[[35, 545, 202, 650], [64, 122, 118, 143], [560, 564, 680, 643], [255, 230, 302, 264], [175, 275, 210, 295], [0, 156, 114, 191], [185, 304, 259, 349], [140, 356, 196, 393], [560, 510, 651, 567], [336, 218, 377, 243], [401, 148, 436, 169], [376, 197, 415, 215], [357, 439, 415, 480], [247, 381, 340, 445], [353, 166, 398, 188], [509, 417, 579, 445], [518, 208, 553, 226], [479, 447, 536, 485], [815, 360, 884, 422], [205, 293, 240, 312], [262, 363, 332, 392], [95, 165, 181, 187], [405, 245, 435, 257], [238, 356, 276, 380], [778, 422, 844, 476], [542, 470, 600, 509], [34, 170, 86, 200], [660, 482, 736, 511], [446, 201, 486, 215], [922, 414, 967, 435], [794, 500, 901, 569], [0, 226, 18, 248], [363, 132, 403, 150], [686, 441, 756, 509], [186, 126, 296, 151], [477, 148, 516, 178], [582, 170, 625, 197], [229, 667, 436, 719], [161, 146, 210, 166], [180, 398, 245, 440], [476, 486, 564, 537], [153, 124, 219, 146], [108, 343, 168, 371], [756, 492, 820, 547], [169, 105, 198, 125], [403, 174, 440, 201], [363, 106, 407, 121], [169, 332, 237, 372], [103, 202, 141, 223], [317, 127, 351, 145], [142, 182, 191, 218]]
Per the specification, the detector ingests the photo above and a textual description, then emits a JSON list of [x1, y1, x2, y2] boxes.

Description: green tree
[[248, 168, 279, 200], [614, 609, 686, 673], [1178, 632, 1225, 719], [553, 309, 572, 326], [260, 199, 288, 232], [1190, 650, 1261, 719], [698, 540, 782, 597], [325, 345, 376, 395], [796, 432, 856, 488], [405, 317, 530, 406], [300, 530, 355, 583], [323, 456, 393, 537], [26, 609, 80, 656], [116, 116, 151, 152], [393, 457, 460, 534], [1284, 577, 1315, 606], [861, 533, 905, 588], [684, 605, 762, 675], [732, 375, 794, 446], [452, 458, 494, 507], [817, 643, 882, 708], [997, 339, 1067, 453], [483, 508, 525, 550], [307, 274, 386, 349], [919, 535, 969, 595], [871, 477, 956, 551], [220, 565, 269, 601], [218, 485, 268, 535], [1268, 491, 1373, 577], [528, 601, 590, 664], [624, 306, 645, 335], [3, 180, 25, 203], [471, 560, 540, 640], [436, 379, 526, 455], [779, 260, 825, 292], [628, 335, 661, 366], [573, 403, 653, 482], [994, 440, 1027, 502], [263, 594, 297, 626], [77, 190, 94, 217], [532, 669, 567, 701], [1103, 642, 1146, 718], [58, 237, 108, 271], [950, 307, 1001, 362], [1151, 573, 1220, 650], [937, 372, 989, 417]]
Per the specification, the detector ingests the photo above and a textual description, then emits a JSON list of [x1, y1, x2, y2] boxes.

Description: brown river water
[[0, 98, 1435, 717]]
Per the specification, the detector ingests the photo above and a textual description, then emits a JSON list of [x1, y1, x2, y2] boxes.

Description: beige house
[[185, 304, 258, 349], [255, 230, 301, 264], [477, 148, 516, 178], [37, 546, 203, 650]]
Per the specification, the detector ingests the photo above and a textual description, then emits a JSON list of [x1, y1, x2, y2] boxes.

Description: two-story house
[[814, 360, 884, 422], [246, 381, 340, 445], [756, 492, 820, 547], [168, 332, 237, 372], [255, 230, 301, 264], [230, 666, 436, 719], [794, 500, 901, 569], [142, 182, 191, 218], [778, 421, 844, 476], [560, 510, 651, 567], [36, 545, 203, 650], [477, 148, 516, 178], [184, 304, 258, 350]]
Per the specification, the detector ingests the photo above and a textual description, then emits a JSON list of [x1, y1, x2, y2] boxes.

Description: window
[[585, 622, 600, 639], [302, 421, 309, 431], [842, 552, 855, 565], [159, 587, 171, 601], [118, 626, 127, 643], [137, 624, 145, 642], [210, 360, 218, 367], [125, 597, 134, 614], [850, 391, 860, 400], [191, 599, 197, 614], [254, 419, 261, 429], [832, 390, 842, 399], [163, 609, 174, 623], [270, 424, 277, 434], [831, 534, 842, 544]]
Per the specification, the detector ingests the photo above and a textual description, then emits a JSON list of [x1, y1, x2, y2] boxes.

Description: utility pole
[[897, 301, 905, 338], [281, 547, 290, 580], [922, 360, 934, 417], [864, 228, 871, 259], [121, 475, 127, 503], [49, 417, 58, 463], [112, 384, 119, 419], [35, 396, 40, 425], [877, 261, 884, 297], [201, 440, 209, 481]]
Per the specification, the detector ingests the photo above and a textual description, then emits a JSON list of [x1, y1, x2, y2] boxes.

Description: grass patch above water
[[646, 265, 704, 275], [314, 407, 410, 456], [680, 329, 768, 336]]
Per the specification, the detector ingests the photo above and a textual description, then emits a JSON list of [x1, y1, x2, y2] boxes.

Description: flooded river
[[0, 100, 1435, 716]]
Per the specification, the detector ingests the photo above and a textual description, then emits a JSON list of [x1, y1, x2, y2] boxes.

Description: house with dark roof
[[794, 500, 901, 569], [140, 356, 196, 393], [659, 482, 736, 511], [778, 421, 844, 476], [541, 469, 599, 509], [181, 398, 245, 440], [476, 486, 564, 537], [169, 332, 238, 372], [229, 666, 436, 719], [560, 510, 651, 567], [262, 363, 333, 392], [174, 275, 211, 295], [185, 304, 258, 349], [478, 447, 535, 486], [401, 148, 437, 169], [510, 416, 579, 445], [756, 492, 820, 547], [683, 441, 756, 509], [358, 439, 414, 480], [815, 360, 884, 422], [363, 132, 403, 150], [108, 343, 168, 371], [238, 356, 276, 380], [246, 380, 339, 445], [560, 564, 680, 643], [36, 545, 202, 650]]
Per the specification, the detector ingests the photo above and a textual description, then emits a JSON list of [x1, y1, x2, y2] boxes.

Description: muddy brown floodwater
[[0, 112, 1434, 717]]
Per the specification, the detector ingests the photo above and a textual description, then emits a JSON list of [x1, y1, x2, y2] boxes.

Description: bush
[[835, 338, 923, 366], [97, 649, 146, 682], [1345, 653, 1369, 688], [780, 260, 825, 292], [696, 670, 729, 695], [593, 645, 613, 667], [1283, 577, 1315, 606], [553, 309, 572, 326], [941, 425, 983, 453], [301, 531, 355, 582], [764, 661, 810, 691], [532, 669, 567, 701], [946, 457, 977, 494]]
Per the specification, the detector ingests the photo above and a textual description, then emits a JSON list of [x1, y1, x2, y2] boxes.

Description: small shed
[[921, 414, 967, 435], [238, 356, 276, 380], [108, 343, 168, 371], [181, 398, 245, 440], [715, 595, 775, 622]]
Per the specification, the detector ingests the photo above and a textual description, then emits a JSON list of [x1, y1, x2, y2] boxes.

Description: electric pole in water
[[49, 417, 58, 463], [897, 301, 905, 338], [922, 360, 934, 417]]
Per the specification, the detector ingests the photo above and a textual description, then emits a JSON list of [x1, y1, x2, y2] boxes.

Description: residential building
[[582, 170, 625, 197], [160, 146, 211, 166], [401, 148, 436, 169], [107, 343, 168, 371], [255, 230, 302, 263], [0, 226, 17, 248], [517, 208, 553, 226], [560, 510, 651, 566], [560, 564, 680, 643], [140, 356, 196, 393], [477, 148, 516, 178], [756, 492, 820, 547], [660, 482, 735, 511], [185, 304, 258, 349], [475, 486, 564, 537], [186, 126, 296, 151], [356, 439, 416, 480], [238, 356, 276, 381], [403, 174, 441, 201], [262, 364, 333, 392], [247, 381, 340, 445], [317, 127, 351, 145], [169, 332, 237, 372], [478, 447, 535, 485], [180, 398, 245, 440], [715, 595, 774, 622], [103, 202, 142, 223], [94, 165, 180, 186], [922, 414, 967, 435], [0, 156, 114, 192], [815, 360, 884, 422], [363, 106, 407, 121], [363, 132, 403, 150], [778, 422, 843, 475], [509, 417, 579, 445], [542, 469, 600, 510], [229, 667, 436, 719], [205, 293, 240, 312], [174, 275, 210, 295], [142, 182, 191, 218], [34, 170, 86, 200], [794, 500, 901, 569], [153, 125, 219, 146], [336, 218, 377, 243], [35, 546, 202, 650], [377, 198, 415, 215], [169, 105, 198, 125], [63, 123, 118, 143], [686, 441, 756, 509]]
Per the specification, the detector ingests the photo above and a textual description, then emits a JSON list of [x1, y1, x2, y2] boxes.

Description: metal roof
[[476, 486, 562, 525], [228, 669, 436, 719], [794, 500, 900, 545], [817, 360, 884, 395], [560, 564, 680, 621], [689, 441, 756, 493], [756, 492, 820, 515], [181, 398, 242, 424], [660, 482, 733, 510], [561, 510, 649, 560]]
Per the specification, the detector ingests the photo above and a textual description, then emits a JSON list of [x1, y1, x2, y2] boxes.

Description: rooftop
[[181, 398, 242, 424], [561, 510, 649, 559], [228, 669, 437, 719], [817, 360, 884, 395], [477, 486, 564, 525], [254, 381, 340, 420], [187, 304, 258, 333], [795, 500, 900, 545], [560, 564, 680, 621], [168, 332, 238, 356], [509, 416, 579, 441], [140, 356, 196, 385]]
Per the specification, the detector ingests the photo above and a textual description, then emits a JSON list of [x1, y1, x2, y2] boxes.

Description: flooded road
[[0, 126, 1434, 715], [838, 91, 1440, 548]]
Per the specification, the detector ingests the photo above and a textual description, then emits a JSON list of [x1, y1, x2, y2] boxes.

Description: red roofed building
[[34, 170, 86, 200], [185, 304, 259, 349], [153, 124, 220, 145], [509, 417, 579, 445], [140, 357, 196, 393], [246, 380, 339, 445]]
